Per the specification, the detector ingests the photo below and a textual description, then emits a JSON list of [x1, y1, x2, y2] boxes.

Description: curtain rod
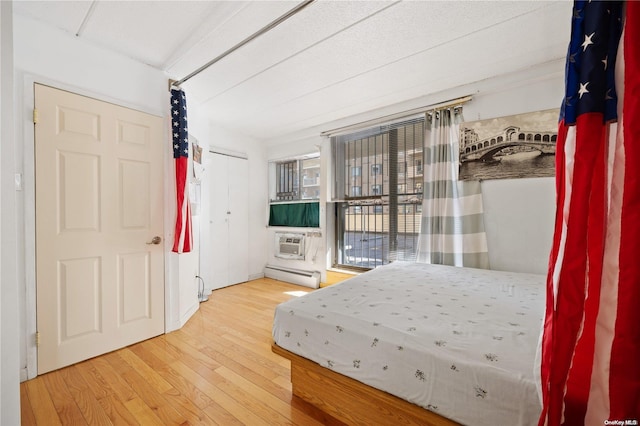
[[320, 95, 473, 137], [169, 0, 315, 90]]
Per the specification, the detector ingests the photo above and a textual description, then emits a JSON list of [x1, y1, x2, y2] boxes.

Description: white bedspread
[[273, 261, 545, 426]]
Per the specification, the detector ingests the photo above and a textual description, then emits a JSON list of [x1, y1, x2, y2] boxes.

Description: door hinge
[[35, 331, 40, 347], [33, 108, 39, 124]]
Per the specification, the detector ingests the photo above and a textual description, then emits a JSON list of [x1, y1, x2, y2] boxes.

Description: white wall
[[1, 1, 21, 424], [12, 14, 201, 378], [167, 105, 209, 331], [265, 62, 564, 275], [482, 178, 554, 273], [167, 103, 211, 332]]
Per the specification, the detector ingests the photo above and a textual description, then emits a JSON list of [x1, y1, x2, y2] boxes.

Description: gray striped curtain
[[416, 108, 490, 269]]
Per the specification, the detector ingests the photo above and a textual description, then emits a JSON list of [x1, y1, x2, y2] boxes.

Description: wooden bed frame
[[272, 343, 460, 426]]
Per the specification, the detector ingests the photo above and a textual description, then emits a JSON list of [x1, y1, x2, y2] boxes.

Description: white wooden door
[[35, 84, 165, 374], [209, 153, 248, 290], [227, 156, 249, 285], [210, 153, 230, 289]]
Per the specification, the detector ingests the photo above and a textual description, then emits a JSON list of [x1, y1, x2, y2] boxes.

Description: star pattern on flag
[[578, 82, 589, 98], [560, 0, 621, 125], [170, 89, 189, 159], [581, 32, 595, 51]]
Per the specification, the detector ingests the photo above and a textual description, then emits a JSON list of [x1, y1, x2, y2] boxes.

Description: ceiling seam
[[174, 0, 315, 87], [219, 2, 565, 117], [196, 0, 402, 104]]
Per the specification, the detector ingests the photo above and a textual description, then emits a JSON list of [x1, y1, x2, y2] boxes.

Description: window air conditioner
[[275, 233, 305, 260]]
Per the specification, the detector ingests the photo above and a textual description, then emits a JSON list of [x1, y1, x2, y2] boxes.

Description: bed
[[272, 261, 545, 425]]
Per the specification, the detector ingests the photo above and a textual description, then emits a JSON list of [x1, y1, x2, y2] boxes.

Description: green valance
[[269, 202, 319, 228]]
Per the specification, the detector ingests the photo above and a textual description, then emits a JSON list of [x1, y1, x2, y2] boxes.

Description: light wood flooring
[[320, 270, 358, 288], [20, 275, 352, 425]]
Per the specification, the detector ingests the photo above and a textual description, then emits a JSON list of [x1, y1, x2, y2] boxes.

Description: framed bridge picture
[[458, 108, 559, 180]]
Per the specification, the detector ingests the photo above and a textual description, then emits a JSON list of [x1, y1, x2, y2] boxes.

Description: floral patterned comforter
[[273, 261, 545, 426]]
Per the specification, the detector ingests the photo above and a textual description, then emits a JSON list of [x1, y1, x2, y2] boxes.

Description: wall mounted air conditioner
[[275, 233, 305, 260]]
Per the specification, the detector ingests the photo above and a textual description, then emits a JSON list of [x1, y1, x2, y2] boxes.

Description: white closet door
[[209, 153, 248, 290], [210, 154, 230, 290], [227, 156, 249, 285]]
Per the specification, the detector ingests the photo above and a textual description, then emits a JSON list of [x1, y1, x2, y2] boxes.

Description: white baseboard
[[264, 265, 320, 289], [178, 301, 199, 329], [249, 272, 265, 281]]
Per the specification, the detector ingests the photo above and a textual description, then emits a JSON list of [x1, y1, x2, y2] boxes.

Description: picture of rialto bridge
[[459, 125, 557, 163]]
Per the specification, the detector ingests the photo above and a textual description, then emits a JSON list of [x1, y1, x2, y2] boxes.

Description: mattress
[[272, 261, 545, 425]]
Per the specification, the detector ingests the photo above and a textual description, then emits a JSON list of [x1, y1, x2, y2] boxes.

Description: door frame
[[22, 75, 171, 380]]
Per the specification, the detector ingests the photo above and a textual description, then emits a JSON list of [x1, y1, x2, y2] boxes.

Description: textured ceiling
[[13, 1, 573, 143]]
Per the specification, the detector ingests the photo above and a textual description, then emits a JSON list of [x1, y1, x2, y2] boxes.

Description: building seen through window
[[333, 117, 425, 269]]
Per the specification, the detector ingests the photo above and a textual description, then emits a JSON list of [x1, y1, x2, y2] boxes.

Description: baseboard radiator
[[264, 265, 320, 289]]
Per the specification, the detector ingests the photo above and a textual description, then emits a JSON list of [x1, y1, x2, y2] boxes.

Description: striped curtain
[[416, 108, 489, 269]]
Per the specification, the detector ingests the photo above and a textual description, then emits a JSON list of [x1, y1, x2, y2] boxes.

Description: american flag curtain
[[170, 88, 192, 253], [539, 1, 639, 424]]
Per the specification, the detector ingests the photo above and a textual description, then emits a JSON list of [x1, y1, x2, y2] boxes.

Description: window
[[398, 161, 406, 176], [269, 154, 320, 227], [301, 157, 320, 201], [332, 117, 425, 269], [271, 156, 320, 202], [275, 160, 298, 201], [415, 159, 423, 174]]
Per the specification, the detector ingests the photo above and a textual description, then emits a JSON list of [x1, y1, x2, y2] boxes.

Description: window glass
[[271, 155, 320, 203], [332, 118, 425, 269]]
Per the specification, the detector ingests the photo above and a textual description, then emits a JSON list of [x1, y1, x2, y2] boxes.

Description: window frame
[[331, 116, 425, 269], [270, 154, 320, 203]]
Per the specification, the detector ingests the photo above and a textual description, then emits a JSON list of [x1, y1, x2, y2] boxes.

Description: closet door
[[210, 154, 230, 289], [227, 156, 249, 285], [209, 153, 249, 290]]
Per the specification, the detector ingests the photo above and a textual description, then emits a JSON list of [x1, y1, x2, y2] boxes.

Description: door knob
[[146, 236, 162, 245]]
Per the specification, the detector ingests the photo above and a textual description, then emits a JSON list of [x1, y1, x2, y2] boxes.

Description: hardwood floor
[[20, 278, 349, 425], [320, 270, 358, 288]]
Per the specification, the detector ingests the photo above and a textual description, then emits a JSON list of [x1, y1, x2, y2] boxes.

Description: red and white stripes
[[539, 3, 640, 424]]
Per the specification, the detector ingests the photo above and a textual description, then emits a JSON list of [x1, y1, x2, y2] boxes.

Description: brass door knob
[[146, 236, 162, 245]]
